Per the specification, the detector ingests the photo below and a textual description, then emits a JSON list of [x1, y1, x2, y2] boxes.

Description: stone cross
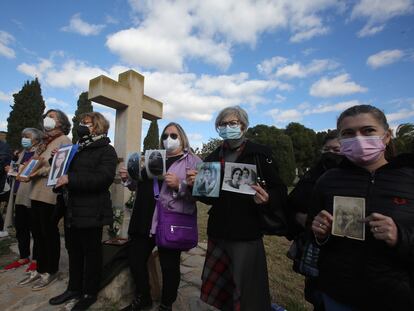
[[88, 70, 163, 237]]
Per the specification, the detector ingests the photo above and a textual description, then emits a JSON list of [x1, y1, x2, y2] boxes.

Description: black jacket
[[200, 140, 288, 241], [0, 141, 11, 192], [310, 158, 414, 310], [66, 137, 118, 228]]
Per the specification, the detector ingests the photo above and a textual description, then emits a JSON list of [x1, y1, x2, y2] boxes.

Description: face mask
[[320, 152, 343, 169], [21, 137, 32, 149], [77, 125, 91, 139], [163, 137, 181, 153], [218, 125, 242, 140], [340, 136, 386, 165], [43, 117, 56, 131]]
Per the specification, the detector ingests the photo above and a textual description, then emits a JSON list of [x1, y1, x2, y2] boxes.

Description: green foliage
[[394, 123, 414, 154], [284, 122, 316, 174], [246, 125, 296, 186], [199, 137, 222, 159], [6, 78, 45, 150], [143, 120, 159, 152], [71, 91, 93, 143]]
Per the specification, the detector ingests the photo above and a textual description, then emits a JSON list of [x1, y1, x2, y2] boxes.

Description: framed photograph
[[127, 152, 142, 180], [19, 159, 40, 178], [145, 149, 166, 179], [47, 145, 72, 186], [332, 196, 365, 241], [221, 162, 257, 195], [192, 162, 221, 198], [7, 161, 20, 177]]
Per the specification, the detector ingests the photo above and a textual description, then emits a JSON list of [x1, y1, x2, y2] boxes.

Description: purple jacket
[[150, 152, 202, 234]]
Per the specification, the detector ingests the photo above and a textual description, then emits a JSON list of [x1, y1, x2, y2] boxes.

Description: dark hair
[[337, 105, 395, 159], [43, 109, 71, 135], [231, 167, 242, 178], [322, 129, 338, 145]]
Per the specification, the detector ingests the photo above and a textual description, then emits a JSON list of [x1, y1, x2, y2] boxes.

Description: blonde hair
[[80, 112, 110, 135]]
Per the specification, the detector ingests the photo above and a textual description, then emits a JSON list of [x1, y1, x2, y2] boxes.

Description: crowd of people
[[0, 103, 412, 311]]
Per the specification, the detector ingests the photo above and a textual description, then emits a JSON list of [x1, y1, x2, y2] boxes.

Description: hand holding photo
[[127, 152, 141, 180], [221, 162, 257, 195], [332, 196, 365, 241], [145, 149, 166, 179], [192, 162, 220, 198], [7, 161, 20, 177], [18, 158, 40, 178]]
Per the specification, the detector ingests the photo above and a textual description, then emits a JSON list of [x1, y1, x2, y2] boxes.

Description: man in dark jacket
[[0, 140, 11, 236]]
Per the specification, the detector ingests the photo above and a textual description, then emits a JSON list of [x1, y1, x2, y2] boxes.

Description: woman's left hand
[[251, 184, 269, 204], [164, 172, 180, 190], [365, 213, 398, 247], [55, 174, 69, 188]]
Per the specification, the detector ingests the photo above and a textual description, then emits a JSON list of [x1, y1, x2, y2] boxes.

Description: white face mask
[[163, 137, 181, 153], [43, 117, 56, 131]]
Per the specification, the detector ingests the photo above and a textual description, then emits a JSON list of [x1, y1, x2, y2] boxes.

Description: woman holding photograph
[[186, 106, 288, 311], [19, 110, 71, 290], [310, 105, 414, 310], [119, 122, 201, 311], [49, 112, 117, 311]]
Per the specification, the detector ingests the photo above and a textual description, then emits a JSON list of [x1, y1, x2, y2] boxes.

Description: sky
[[1, 0, 414, 150]]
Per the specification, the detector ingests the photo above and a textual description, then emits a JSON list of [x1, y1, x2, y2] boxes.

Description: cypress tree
[[143, 120, 159, 152], [72, 91, 93, 143], [7, 78, 45, 150]]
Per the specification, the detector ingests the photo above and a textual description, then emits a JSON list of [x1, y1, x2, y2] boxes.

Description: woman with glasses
[[119, 122, 201, 311], [186, 106, 288, 311]]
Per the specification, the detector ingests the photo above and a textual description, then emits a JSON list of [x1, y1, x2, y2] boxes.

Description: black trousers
[[15, 204, 38, 260], [65, 226, 103, 295], [128, 234, 181, 306], [31, 200, 60, 274]]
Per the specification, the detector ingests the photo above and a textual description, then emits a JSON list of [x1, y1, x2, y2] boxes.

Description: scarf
[[78, 134, 107, 150]]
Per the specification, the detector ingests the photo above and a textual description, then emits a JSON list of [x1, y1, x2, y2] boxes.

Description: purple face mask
[[340, 135, 386, 165]]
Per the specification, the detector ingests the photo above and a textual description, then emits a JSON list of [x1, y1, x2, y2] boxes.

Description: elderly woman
[[119, 122, 201, 311], [18, 109, 71, 289], [3, 128, 43, 273], [310, 105, 414, 310], [187, 106, 288, 311], [49, 112, 117, 311]]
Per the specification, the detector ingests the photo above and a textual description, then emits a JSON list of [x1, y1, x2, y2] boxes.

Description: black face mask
[[321, 152, 344, 169], [77, 125, 90, 139]]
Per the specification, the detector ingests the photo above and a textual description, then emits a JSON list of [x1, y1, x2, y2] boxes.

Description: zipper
[[170, 225, 192, 233]]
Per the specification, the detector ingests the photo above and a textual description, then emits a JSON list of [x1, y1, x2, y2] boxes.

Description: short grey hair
[[22, 128, 44, 144], [43, 109, 71, 135], [215, 106, 249, 130], [160, 122, 194, 154]]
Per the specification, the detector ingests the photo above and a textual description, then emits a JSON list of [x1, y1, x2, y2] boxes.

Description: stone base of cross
[[88, 70, 163, 238]]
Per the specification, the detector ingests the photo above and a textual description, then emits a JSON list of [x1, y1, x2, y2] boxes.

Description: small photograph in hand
[[145, 149, 166, 179], [127, 152, 141, 180], [192, 162, 220, 198], [221, 162, 257, 195], [332, 196, 365, 241], [47, 145, 72, 186], [7, 161, 20, 177], [19, 159, 40, 178]]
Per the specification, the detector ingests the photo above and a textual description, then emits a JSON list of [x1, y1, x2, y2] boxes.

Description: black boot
[[71, 294, 97, 311], [49, 290, 81, 305], [158, 303, 172, 311], [120, 295, 153, 311]]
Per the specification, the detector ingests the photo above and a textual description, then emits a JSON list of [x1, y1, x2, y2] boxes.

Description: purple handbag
[[153, 178, 198, 251]]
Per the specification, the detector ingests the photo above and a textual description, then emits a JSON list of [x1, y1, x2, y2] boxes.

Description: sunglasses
[[161, 133, 179, 140]]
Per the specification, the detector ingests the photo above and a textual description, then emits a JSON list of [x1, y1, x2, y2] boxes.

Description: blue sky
[[1, 0, 414, 150]]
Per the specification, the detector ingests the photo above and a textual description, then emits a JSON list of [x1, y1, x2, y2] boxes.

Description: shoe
[[120, 295, 153, 311], [25, 261, 37, 273], [49, 290, 81, 305], [32, 272, 58, 291], [3, 258, 30, 271], [18, 271, 41, 286], [0, 230, 9, 238], [158, 304, 172, 311], [71, 294, 97, 311]]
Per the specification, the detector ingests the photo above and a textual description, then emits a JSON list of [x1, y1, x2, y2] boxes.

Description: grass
[[197, 203, 311, 311]]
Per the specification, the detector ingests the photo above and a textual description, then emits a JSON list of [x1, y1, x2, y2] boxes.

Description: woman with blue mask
[[310, 105, 414, 310], [187, 106, 288, 311]]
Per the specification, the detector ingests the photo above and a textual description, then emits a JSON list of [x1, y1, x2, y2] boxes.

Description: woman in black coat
[[49, 112, 118, 311]]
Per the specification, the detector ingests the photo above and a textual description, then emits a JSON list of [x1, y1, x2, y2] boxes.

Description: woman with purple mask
[[310, 105, 414, 310]]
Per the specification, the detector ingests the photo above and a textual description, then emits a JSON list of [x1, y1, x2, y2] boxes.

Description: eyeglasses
[[217, 120, 240, 130], [161, 133, 179, 140]]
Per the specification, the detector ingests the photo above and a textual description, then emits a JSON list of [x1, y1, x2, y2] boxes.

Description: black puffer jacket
[[310, 157, 414, 310], [200, 140, 288, 241], [66, 137, 118, 228]]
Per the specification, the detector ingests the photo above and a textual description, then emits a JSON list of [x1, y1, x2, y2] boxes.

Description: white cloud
[[268, 108, 304, 124], [0, 90, 12, 102], [386, 103, 414, 122], [310, 74, 368, 97], [257, 56, 287, 75], [367, 49, 405, 68], [17, 59, 53, 79], [275, 59, 339, 79], [45, 97, 68, 108], [351, 0, 414, 37], [306, 100, 362, 114], [275, 94, 286, 103], [107, 0, 345, 72], [0, 30, 16, 58], [61, 13, 105, 36]]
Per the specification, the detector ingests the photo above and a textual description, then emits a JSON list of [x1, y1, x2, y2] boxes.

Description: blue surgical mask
[[21, 137, 32, 149], [218, 125, 242, 140]]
